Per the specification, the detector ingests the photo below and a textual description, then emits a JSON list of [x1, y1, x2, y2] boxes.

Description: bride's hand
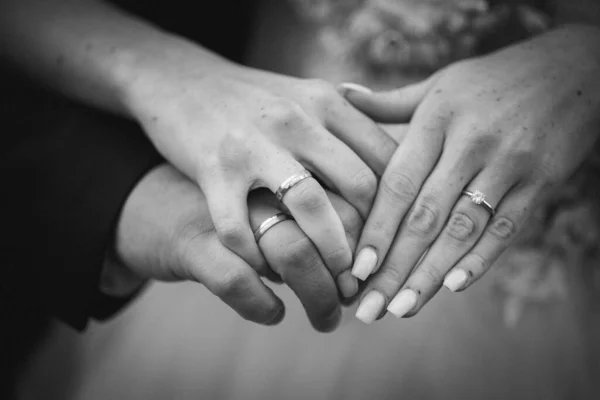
[[124, 60, 396, 298], [340, 25, 600, 323]]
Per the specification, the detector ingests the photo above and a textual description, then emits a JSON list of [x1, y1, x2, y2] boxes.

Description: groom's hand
[[104, 164, 365, 332]]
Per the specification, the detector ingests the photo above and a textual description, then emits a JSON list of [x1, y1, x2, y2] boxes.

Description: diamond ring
[[461, 190, 495, 216]]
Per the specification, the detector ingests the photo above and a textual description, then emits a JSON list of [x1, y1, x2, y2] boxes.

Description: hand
[[341, 25, 600, 323], [109, 164, 365, 332], [125, 61, 396, 298]]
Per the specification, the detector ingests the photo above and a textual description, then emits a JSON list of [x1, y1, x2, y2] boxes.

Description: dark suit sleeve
[[1, 86, 163, 331]]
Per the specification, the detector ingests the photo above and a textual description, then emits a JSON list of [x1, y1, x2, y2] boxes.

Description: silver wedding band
[[275, 170, 313, 202], [254, 212, 294, 242], [461, 190, 496, 216]]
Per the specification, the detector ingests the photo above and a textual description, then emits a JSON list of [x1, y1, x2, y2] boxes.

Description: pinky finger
[[444, 187, 539, 292]]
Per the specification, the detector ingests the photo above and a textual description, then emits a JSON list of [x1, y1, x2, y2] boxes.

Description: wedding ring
[[274, 170, 313, 202], [254, 213, 294, 242], [462, 190, 496, 216]]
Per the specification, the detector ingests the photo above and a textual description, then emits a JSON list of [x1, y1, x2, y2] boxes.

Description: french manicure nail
[[387, 289, 417, 318], [355, 291, 385, 324], [352, 247, 378, 281], [339, 82, 373, 95], [443, 269, 468, 292]]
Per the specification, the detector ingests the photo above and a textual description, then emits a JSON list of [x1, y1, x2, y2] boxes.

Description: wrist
[[115, 35, 242, 120]]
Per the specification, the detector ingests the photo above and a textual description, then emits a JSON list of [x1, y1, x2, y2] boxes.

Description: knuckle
[[212, 268, 254, 300], [376, 267, 407, 290], [201, 130, 254, 175], [419, 265, 445, 285], [350, 168, 378, 204], [488, 216, 518, 241], [215, 218, 247, 249], [282, 236, 315, 266], [445, 211, 477, 242], [289, 181, 328, 214], [381, 171, 419, 203], [324, 245, 352, 273], [468, 127, 498, 149], [506, 147, 535, 169], [265, 98, 305, 127], [370, 219, 398, 240], [406, 198, 441, 237], [306, 79, 337, 104]]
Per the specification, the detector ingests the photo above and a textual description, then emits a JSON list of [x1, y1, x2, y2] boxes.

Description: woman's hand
[[125, 61, 396, 298], [341, 25, 600, 323], [111, 164, 366, 332]]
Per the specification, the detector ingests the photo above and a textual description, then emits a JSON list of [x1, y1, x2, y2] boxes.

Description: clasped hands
[[104, 26, 600, 332]]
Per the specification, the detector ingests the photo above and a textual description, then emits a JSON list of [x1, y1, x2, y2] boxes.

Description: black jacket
[[0, 1, 257, 396]]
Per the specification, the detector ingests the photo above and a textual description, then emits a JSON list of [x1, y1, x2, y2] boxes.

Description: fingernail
[[355, 291, 385, 324], [387, 289, 417, 318], [443, 269, 468, 292], [352, 247, 378, 281], [339, 82, 373, 96], [338, 271, 359, 298]]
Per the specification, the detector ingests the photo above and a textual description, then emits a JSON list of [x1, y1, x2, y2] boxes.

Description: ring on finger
[[461, 189, 496, 216], [254, 212, 294, 242], [275, 170, 313, 201]]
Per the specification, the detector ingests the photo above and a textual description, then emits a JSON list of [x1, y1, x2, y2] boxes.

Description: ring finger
[[446, 185, 540, 292], [386, 173, 514, 318], [248, 192, 342, 332], [260, 152, 354, 296]]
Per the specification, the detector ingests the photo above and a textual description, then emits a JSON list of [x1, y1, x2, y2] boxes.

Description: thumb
[[338, 77, 435, 123]]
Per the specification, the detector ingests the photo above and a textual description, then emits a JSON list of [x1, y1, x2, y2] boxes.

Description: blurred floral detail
[[288, 0, 551, 74], [494, 149, 600, 326]]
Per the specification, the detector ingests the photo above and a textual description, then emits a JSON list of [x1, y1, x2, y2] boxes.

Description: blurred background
[[12, 1, 600, 399]]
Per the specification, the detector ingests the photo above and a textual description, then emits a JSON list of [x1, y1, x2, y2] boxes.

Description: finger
[[202, 179, 269, 275], [338, 76, 436, 123], [351, 113, 447, 286], [326, 99, 398, 176], [388, 172, 514, 318], [298, 126, 378, 219], [355, 146, 481, 324], [178, 223, 285, 326], [380, 124, 410, 145], [248, 195, 342, 332], [325, 191, 364, 254], [262, 158, 354, 295], [325, 191, 366, 305], [446, 185, 537, 292]]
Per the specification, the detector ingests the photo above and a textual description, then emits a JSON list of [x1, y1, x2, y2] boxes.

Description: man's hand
[[104, 164, 365, 332]]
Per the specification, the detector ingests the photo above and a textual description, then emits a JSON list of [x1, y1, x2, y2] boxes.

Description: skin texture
[[0, 0, 399, 297], [344, 24, 600, 321], [104, 126, 409, 332], [107, 165, 365, 332]]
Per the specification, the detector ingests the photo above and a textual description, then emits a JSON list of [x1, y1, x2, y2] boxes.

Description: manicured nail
[[387, 289, 417, 318], [338, 270, 359, 298], [443, 269, 468, 292], [355, 291, 385, 324], [352, 247, 378, 281], [339, 82, 373, 95]]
